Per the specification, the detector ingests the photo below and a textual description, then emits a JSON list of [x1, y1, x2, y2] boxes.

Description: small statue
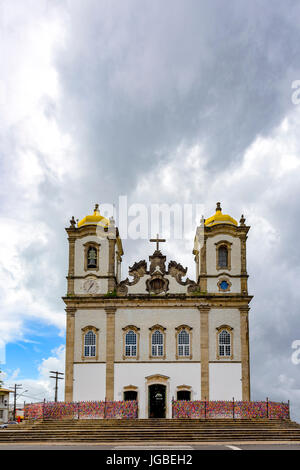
[[240, 214, 246, 226], [69, 216, 76, 228]]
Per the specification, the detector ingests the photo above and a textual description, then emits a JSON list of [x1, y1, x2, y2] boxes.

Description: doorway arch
[[148, 384, 166, 418], [145, 374, 169, 419]]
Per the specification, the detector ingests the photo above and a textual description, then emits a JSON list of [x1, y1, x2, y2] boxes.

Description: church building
[[63, 203, 252, 418]]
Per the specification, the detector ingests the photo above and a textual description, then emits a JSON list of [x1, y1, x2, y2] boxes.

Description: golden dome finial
[[78, 204, 109, 228], [204, 203, 237, 227]]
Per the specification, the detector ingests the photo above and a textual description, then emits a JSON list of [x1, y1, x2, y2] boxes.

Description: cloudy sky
[[1, 0, 300, 419]]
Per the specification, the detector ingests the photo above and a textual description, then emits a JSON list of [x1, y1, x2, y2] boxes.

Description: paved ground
[[0, 442, 300, 450]]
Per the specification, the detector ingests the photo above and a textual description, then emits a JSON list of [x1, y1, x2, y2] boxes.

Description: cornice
[[62, 295, 252, 310], [204, 224, 250, 237]]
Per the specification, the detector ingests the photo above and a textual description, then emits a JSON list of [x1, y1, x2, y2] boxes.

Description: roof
[[78, 204, 110, 228], [205, 202, 238, 227]]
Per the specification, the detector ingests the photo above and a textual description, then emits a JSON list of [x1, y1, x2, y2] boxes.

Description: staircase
[[1, 418, 300, 443]]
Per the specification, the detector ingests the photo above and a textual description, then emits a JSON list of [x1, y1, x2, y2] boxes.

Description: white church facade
[[63, 203, 251, 418]]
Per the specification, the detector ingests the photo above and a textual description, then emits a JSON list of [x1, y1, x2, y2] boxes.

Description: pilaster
[[108, 239, 116, 292], [105, 307, 116, 400], [67, 236, 76, 295], [239, 306, 250, 400], [240, 233, 248, 294], [199, 236, 207, 292], [199, 305, 210, 400], [65, 307, 76, 402]]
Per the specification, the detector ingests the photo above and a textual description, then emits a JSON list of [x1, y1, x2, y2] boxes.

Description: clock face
[[83, 279, 99, 294]]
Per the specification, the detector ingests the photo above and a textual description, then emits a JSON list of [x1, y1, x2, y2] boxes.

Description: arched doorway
[[148, 384, 166, 418]]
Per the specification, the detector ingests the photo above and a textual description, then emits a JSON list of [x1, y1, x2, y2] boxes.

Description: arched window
[[125, 330, 137, 357], [175, 325, 192, 359], [218, 329, 231, 357], [218, 246, 228, 268], [178, 329, 190, 357], [84, 330, 96, 357], [152, 330, 164, 357], [87, 247, 97, 268]]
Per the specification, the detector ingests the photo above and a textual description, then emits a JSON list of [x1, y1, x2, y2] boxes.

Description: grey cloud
[[54, 0, 300, 197]]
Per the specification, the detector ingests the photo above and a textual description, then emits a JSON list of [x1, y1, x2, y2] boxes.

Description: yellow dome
[[78, 204, 110, 228], [205, 202, 237, 227]]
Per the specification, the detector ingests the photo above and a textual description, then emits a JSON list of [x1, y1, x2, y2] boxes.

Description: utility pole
[[49, 371, 64, 402], [12, 384, 22, 421]]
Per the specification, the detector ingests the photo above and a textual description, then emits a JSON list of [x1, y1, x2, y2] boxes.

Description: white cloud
[[4, 345, 65, 403]]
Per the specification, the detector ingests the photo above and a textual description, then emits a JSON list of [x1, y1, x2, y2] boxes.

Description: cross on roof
[[150, 233, 166, 251]]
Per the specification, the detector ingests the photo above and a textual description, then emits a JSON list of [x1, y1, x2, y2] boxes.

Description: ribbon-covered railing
[[24, 400, 138, 420], [172, 400, 290, 419]]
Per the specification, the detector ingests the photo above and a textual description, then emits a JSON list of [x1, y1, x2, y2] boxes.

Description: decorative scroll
[[168, 261, 198, 292], [117, 260, 147, 295]]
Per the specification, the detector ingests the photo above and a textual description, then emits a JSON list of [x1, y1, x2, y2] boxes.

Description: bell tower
[[193, 202, 249, 295], [65, 204, 123, 296]]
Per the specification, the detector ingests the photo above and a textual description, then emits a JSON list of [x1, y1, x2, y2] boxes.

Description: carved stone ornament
[[146, 272, 169, 295], [167, 260, 198, 292], [149, 250, 166, 275], [116, 260, 147, 295]]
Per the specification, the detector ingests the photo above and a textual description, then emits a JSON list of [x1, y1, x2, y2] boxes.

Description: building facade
[[0, 389, 11, 423], [63, 203, 252, 418]]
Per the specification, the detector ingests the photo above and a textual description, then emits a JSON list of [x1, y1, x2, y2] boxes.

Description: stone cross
[[150, 233, 166, 251]]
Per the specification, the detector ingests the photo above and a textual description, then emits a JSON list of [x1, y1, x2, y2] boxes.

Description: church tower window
[[218, 246, 228, 268], [151, 330, 164, 356], [125, 330, 137, 357], [218, 328, 232, 358], [87, 247, 97, 268], [81, 325, 99, 360], [122, 325, 140, 360], [83, 242, 100, 271], [178, 330, 190, 357], [84, 330, 96, 357], [149, 325, 166, 359], [215, 240, 232, 271], [175, 325, 193, 359]]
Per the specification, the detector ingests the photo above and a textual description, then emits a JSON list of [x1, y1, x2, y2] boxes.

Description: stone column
[[105, 307, 116, 400], [65, 307, 76, 402], [67, 236, 76, 295], [199, 305, 210, 400], [239, 306, 250, 401]]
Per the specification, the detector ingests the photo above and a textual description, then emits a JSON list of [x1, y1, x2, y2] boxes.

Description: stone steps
[[1, 419, 299, 442]]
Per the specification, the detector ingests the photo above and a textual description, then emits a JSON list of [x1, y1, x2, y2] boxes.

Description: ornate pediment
[[149, 250, 166, 275], [168, 261, 187, 281], [117, 249, 199, 295], [146, 272, 169, 295], [117, 259, 147, 295], [167, 260, 198, 292], [128, 260, 147, 280]]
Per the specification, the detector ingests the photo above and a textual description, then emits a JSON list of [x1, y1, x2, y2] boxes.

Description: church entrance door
[[148, 384, 166, 418]]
